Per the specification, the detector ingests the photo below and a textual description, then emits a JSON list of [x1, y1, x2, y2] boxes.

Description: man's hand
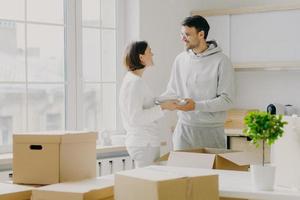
[[160, 101, 178, 111], [176, 98, 195, 111]]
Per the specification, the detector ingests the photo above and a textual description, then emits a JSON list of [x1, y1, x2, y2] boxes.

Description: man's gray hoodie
[[163, 41, 235, 127]]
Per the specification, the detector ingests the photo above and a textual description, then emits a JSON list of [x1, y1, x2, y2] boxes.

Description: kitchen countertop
[[225, 128, 245, 136], [218, 169, 300, 200]]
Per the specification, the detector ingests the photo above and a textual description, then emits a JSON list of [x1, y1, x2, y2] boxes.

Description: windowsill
[[0, 153, 12, 165], [96, 145, 127, 154]]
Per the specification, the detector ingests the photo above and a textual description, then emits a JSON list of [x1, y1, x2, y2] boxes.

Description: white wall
[[235, 70, 300, 112], [123, 0, 300, 149]]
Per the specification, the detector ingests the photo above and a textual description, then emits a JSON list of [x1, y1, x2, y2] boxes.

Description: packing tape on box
[[146, 166, 194, 200], [186, 178, 193, 200]]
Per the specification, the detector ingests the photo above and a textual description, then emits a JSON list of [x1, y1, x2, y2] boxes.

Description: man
[[164, 15, 235, 150]]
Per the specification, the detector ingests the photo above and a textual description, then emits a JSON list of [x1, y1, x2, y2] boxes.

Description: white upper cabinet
[[193, 5, 300, 70], [231, 10, 300, 63]]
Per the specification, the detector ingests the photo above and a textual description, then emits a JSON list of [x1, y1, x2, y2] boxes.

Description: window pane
[[102, 83, 116, 130], [101, 0, 115, 28], [27, 24, 64, 82], [82, 0, 100, 27], [0, 21, 25, 82], [83, 84, 101, 130], [102, 30, 116, 82], [28, 84, 65, 131], [27, 0, 64, 24], [0, 84, 26, 145], [83, 28, 101, 82], [0, 0, 25, 21]]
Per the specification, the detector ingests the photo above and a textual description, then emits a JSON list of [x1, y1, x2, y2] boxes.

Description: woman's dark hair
[[124, 41, 148, 71], [182, 15, 210, 39]]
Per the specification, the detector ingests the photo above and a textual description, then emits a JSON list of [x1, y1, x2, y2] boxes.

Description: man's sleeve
[[195, 57, 235, 112], [160, 60, 178, 98]]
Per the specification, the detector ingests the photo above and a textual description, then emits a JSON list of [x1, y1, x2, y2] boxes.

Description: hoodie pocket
[[187, 74, 216, 100]]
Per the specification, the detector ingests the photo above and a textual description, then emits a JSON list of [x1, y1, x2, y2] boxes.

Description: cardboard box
[[0, 183, 34, 200], [114, 166, 219, 200], [13, 131, 97, 185], [225, 109, 258, 129], [32, 176, 114, 200], [156, 148, 259, 171], [151, 166, 247, 200]]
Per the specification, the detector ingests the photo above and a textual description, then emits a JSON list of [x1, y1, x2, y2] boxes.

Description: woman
[[119, 41, 177, 167]]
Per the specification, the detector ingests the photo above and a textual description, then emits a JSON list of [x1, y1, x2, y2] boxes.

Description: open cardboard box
[[114, 166, 219, 200], [156, 148, 259, 200], [156, 148, 260, 171]]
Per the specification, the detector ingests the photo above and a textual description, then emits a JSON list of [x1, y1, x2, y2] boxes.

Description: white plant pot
[[250, 165, 276, 191]]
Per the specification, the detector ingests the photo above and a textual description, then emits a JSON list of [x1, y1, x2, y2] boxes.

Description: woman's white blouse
[[119, 72, 164, 147]]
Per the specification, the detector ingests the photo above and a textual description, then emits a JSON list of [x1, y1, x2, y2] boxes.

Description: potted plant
[[243, 111, 287, 190]]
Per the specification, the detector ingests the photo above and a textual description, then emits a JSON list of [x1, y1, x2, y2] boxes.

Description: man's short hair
[[182, 15, 210, 39]]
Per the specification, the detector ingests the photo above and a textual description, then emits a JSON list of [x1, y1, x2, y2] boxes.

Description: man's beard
[[185, 43, 195, 51]]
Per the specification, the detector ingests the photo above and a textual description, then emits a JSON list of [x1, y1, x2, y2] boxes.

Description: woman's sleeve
[[127, 81, 164, 126]]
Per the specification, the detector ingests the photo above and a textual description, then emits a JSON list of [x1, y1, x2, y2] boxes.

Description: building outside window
[[0, 0, 118, 154]]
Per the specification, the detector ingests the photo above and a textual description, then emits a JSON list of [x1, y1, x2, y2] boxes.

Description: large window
[[0, 0, 118, 153], [82, 0, 117, 131]]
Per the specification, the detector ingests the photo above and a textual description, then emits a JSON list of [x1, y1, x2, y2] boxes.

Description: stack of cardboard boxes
[[1, 131, 114, 200]]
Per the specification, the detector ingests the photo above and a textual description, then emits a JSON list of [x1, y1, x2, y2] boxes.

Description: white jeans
[[126, 145, 160, 168]]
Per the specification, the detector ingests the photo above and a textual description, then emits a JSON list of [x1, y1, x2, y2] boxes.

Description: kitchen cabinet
[[193, 4, 300, 70]]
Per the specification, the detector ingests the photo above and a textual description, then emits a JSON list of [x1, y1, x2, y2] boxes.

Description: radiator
[[0, 157, 134, 181], [97, 156, 134, 176]]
